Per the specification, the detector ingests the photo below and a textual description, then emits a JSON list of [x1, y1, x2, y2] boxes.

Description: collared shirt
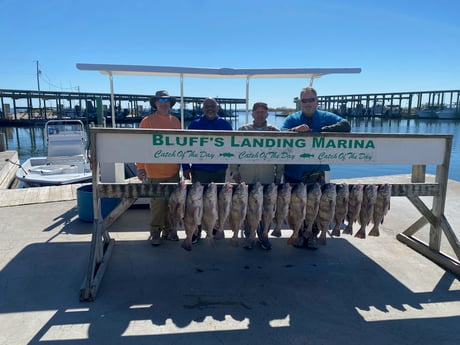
[[281, 109, 350, 180]]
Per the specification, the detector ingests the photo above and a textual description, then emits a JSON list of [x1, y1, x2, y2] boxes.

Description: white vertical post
[[245, 77, 250, 123], [109, 72, 115, 128], [180, 74, 184, 129]]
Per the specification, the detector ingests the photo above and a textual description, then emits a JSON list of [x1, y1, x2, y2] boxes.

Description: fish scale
[[245, 182, 264, 248], [331, 183, 349, 237], [368, 183, 391, 236], [287, 183, 307, 245], [344, 184, 364, 235], [355, 184, 379, 239], [182, 181, 204, 251], [202, 182, 219, 241], [316, 183, 337, 245], [229, 182, 248, 246], [167, 180, 187, 240], [272, 183, 292, 238]]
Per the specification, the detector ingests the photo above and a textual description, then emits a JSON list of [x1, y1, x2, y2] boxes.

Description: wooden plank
[[396, 234, 460, 276], [440, 214, 460, 260], [80, 239, 115, 302], [97, 182, 440, 199]]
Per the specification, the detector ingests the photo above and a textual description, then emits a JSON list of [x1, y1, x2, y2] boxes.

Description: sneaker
[[150, 228, 161, 246], [167, 232, 179, 241], [292, 236, 305, 248], [258, 237, 272, 250], [162, 228, 179, 241], [306, 236, 318, 250], [192, 228, 202, 244]]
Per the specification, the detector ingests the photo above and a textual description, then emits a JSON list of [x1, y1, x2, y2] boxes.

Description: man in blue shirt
[[281, 86, 351, 249], [182, 97, 233, 183], [281, 86, 351, 184], [182, 97, 233, 244]]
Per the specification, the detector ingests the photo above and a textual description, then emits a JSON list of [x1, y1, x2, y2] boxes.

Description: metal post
[[109, 73, 115, 128]]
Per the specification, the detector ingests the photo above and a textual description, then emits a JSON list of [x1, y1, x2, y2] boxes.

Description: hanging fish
[[287, 183, 307, 246], [272, 183, 292, 238], [167, 180, 187, 241], [245, 182, 264, 249], [202, 182, 219, 242], [260, 182, 278, 243], [316, 183, 336, 245], [343, 184, 364, 235], [182, 181, 204, 251], [304, 182, 322, 243], [355, 184, 378, 239], [368, 183, 391, 236], [331, 183, 349, 237], [229, 182, 248, 246], [217, 182, 233, 239]]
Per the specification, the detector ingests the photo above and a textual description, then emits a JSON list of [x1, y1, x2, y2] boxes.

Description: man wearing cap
[[136, 90, 181, 246], [230, 102, 283, 185]]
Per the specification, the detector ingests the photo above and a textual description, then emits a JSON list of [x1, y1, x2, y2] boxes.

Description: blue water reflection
[[2, 116, 459, 182]]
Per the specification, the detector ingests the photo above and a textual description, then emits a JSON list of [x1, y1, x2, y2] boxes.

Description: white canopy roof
[[76, 63, 361, 127], [76, 63, 361, 79]]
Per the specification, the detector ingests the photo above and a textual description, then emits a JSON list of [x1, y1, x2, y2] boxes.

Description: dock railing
[[80, 128, 457, 301]]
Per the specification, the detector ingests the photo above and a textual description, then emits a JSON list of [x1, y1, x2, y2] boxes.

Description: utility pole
[[36, 60, 42, 118]]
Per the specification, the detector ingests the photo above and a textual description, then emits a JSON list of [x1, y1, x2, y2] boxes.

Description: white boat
[[435, 108, 460, 120], [15, 120, 92, 187]]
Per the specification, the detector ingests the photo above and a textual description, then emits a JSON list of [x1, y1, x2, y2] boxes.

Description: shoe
[[162, 228, 179, 241], [258, 237, 272, 250], [292, 236, 305, 248], [306, 236, 318, 250], [150, 228, 161, 246], [243, 224, 250, 239], [192, 228, 202, 244], [167, 232, 179, 241]]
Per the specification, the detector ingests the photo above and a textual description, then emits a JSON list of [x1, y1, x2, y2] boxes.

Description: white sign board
[[92, 128, 449, 166]]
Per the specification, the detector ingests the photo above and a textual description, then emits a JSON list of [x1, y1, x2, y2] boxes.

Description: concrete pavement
[[0, 175, 459, 345]]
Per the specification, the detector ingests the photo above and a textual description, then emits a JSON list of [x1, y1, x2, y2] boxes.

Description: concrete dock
[[0, 175, 459, 345]]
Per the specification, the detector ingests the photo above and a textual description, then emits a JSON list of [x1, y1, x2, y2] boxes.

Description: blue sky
[[0, 0, 459, 108]]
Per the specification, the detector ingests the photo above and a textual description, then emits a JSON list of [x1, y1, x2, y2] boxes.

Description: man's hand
[[182, 169, 192, 180], [137, 168, 146, 181], [291, 124, 311, 132]]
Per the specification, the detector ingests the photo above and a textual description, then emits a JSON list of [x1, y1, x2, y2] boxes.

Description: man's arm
[[321, 119, 351, 132]]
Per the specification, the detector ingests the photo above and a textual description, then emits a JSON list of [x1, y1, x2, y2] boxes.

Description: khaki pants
[[148, 175, 179, 230]]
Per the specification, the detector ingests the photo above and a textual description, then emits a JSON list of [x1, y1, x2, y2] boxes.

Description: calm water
[[2, 114, 459, 181]]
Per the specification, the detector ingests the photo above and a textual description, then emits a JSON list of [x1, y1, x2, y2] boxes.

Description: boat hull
[[16, 156, 92, 187], [416, 109, 438, 119], [436, 108, 460, 120]]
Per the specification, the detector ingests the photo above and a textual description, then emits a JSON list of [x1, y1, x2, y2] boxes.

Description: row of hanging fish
[[167, 181, 392, 251]]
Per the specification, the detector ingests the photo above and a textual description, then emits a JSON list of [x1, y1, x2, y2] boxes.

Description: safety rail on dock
[[80, 128, 457, 301]]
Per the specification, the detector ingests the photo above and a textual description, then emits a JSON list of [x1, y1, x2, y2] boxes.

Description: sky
[[0, 0, 459, 109]]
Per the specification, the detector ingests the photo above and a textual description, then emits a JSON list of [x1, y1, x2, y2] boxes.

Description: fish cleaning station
[[76, 64, 458, 301]]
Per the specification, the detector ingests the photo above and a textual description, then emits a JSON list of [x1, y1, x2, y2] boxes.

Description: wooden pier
[[317, 89, 460, 118], [1, 89, 459, 127], [0, 89, 245, 126]]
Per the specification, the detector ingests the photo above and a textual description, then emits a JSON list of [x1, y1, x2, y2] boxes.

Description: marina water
[[2, 113, 459, 182]]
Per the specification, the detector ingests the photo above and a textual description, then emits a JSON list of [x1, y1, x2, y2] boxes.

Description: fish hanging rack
[[79, 126, 457, 301]]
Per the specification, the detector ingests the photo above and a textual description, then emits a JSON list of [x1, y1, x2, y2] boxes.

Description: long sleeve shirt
[[280, 109, 351, 180], [229, 121, 284, 184], [182, 115, 233, 173]]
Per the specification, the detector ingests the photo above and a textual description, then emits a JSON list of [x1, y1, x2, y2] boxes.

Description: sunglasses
[[301, 97, 317, 103], [156, 98, 170, 103]]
